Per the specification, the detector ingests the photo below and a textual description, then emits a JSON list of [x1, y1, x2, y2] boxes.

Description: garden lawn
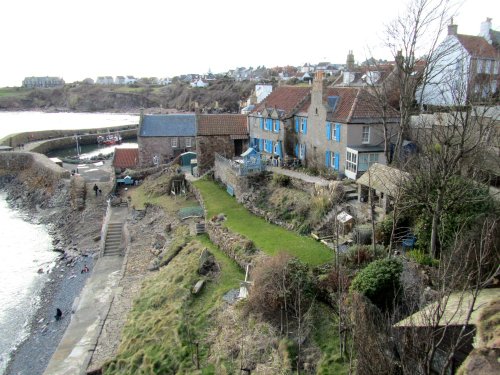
[[194, 179, 333, 266]]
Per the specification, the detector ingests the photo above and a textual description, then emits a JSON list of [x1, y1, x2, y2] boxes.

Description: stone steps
[[103, 223, 123, 257]]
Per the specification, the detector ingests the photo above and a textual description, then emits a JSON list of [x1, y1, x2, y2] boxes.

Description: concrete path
[[43, 205, 128, 375], [266, 166, 331, 186]]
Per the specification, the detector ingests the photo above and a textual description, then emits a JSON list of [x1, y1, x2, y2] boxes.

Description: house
[[22, 76, 65, 88], [115, 76, 126, 85], [419, 18, 500, 106], [159, 77, 171, 85], [125, 76, 137, 85], [248, 85, 311, 163], [196, 114, 248, 174], [96, 76, 114, 85], [137, 113, 196, 167], [190, 78, 208, 88], [113, 147, 139, 173], [249, 72, 400, 178]]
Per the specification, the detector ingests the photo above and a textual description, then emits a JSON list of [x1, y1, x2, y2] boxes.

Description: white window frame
[[273, 119, 279, 132], [300, 118, 306, 133], [185, 137, 192, 148], [332, 123, 337, 141], [331, 152, 336, 168], [346, 151, 357, 173], [273, 142, 279, 154], [171, 137, 178, 148], [299, 144, 305, 159], [362, 126, 370, 144]]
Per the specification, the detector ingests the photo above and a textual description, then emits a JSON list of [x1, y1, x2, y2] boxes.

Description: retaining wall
[[0, 151, 70, 180]]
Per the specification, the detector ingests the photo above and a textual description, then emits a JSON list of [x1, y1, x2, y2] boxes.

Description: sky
[[0, 0, 498, 87]]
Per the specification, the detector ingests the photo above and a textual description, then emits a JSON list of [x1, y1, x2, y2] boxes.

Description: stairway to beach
[[103, 223, 123, 256]]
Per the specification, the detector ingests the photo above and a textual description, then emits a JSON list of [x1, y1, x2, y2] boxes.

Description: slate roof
[[252, 86, 311, 117], [456, 34, 499, 58], [197, 114, 248, 136], [113, 148, 139, 168], [139, 114, 196, 137]]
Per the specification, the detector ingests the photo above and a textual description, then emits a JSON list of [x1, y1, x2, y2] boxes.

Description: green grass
[[194, 179, 333, 266], [104, 235, 243, 375], [313, 304, 351, 374], [128, 184, 195, 211], [0, 87, 30, 97]]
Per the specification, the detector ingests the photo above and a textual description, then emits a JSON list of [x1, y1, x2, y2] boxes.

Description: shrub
[[341, 244, 385, 267], [272, 173, 291, 187], [350, 258, 403, 310], [408, 250, 439, 267]]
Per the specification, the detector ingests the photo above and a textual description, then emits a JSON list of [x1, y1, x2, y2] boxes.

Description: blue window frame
[[326, 122, 332, 140]]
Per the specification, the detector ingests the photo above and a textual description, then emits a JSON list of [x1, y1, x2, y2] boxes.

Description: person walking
[[93, 184, 99, 196], [55, 308, 62, 321]]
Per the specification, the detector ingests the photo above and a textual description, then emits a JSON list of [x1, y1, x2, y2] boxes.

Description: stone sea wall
[[0, 151, 70, 181], [0, 125, 138, 149]]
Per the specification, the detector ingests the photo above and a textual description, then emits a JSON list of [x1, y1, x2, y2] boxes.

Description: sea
[[0, 111, 139, 374]]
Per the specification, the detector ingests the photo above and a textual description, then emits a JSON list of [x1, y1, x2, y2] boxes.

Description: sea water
[[0, 193, 56, 374]]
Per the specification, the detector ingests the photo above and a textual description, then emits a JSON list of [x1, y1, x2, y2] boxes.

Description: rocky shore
[[0, 168, 107, 375]]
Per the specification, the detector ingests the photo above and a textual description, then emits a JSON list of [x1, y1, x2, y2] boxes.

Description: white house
[[190, 78, 208, 88], [124, 76, 137, 84], [418, 19, 499, 106], [96, 76, 114, 85], [115, 76, 126, 85]]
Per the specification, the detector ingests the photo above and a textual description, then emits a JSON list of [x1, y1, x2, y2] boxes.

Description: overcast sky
[[0, 0, 498, 87]]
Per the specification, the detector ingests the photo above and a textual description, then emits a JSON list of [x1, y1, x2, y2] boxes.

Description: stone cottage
[[137, 114, 196, 167], [196, 114, 248, 174]]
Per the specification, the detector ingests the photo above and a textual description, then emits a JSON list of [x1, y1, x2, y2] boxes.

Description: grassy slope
[[103, 237, 243, 374], [0, 87, 30, 97], [194, 179, 333, 266]]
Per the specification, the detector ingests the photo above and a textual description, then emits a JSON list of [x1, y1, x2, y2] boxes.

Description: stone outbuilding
[[113, 147, 139, 174], [196, 114, 248, 174], [137, 114, 196, 167]]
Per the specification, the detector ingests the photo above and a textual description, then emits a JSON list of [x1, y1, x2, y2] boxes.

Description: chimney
[[480, 17, 493, 43], [311, 71, 324, 106], [346, 50, 355, 71], [448, 18, 458, 35]]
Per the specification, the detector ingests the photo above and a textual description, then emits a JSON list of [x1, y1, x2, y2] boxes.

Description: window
[[331, 153, 336, 169], [265, 118, 273, 131], [300, 118, 307, 133], [346, 151, 357, 173], [485, 60, 492, 73], [185, 138, 192, 148], [362, 126, 370, 144], [477, 59, 483, 74], [358, 153, 379, 172], [332, 124, 337, 140], [495, 61, 500, 74], [171, 137, 178, 148], [299, 144, 305, 159], [274, 119, 280, 132]]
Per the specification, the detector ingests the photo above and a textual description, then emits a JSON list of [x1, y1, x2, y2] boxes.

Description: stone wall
[[0, 151, 70, 180], [196, 135, 234, 174], [189, 181, 262, 269], [138, 136, 195, 167], [0, 125, 138, 149], [213, 156, 249, 198]]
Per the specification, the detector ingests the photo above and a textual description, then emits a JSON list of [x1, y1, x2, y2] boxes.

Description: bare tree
[[383, 0, 458, 163]]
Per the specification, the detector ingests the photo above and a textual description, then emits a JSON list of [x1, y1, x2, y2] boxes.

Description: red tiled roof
[[456, 34, 499, 58], [197, 114, 248, 136], [113, 148, 139, 168], [252, 86, 311, 117], [325, 87, 400, 123]]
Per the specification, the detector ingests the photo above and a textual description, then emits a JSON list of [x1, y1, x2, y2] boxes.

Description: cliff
[[0, 79, 256, 113]]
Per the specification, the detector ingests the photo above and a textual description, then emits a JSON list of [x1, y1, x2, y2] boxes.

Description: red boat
[[97, 133, 122, 146]]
